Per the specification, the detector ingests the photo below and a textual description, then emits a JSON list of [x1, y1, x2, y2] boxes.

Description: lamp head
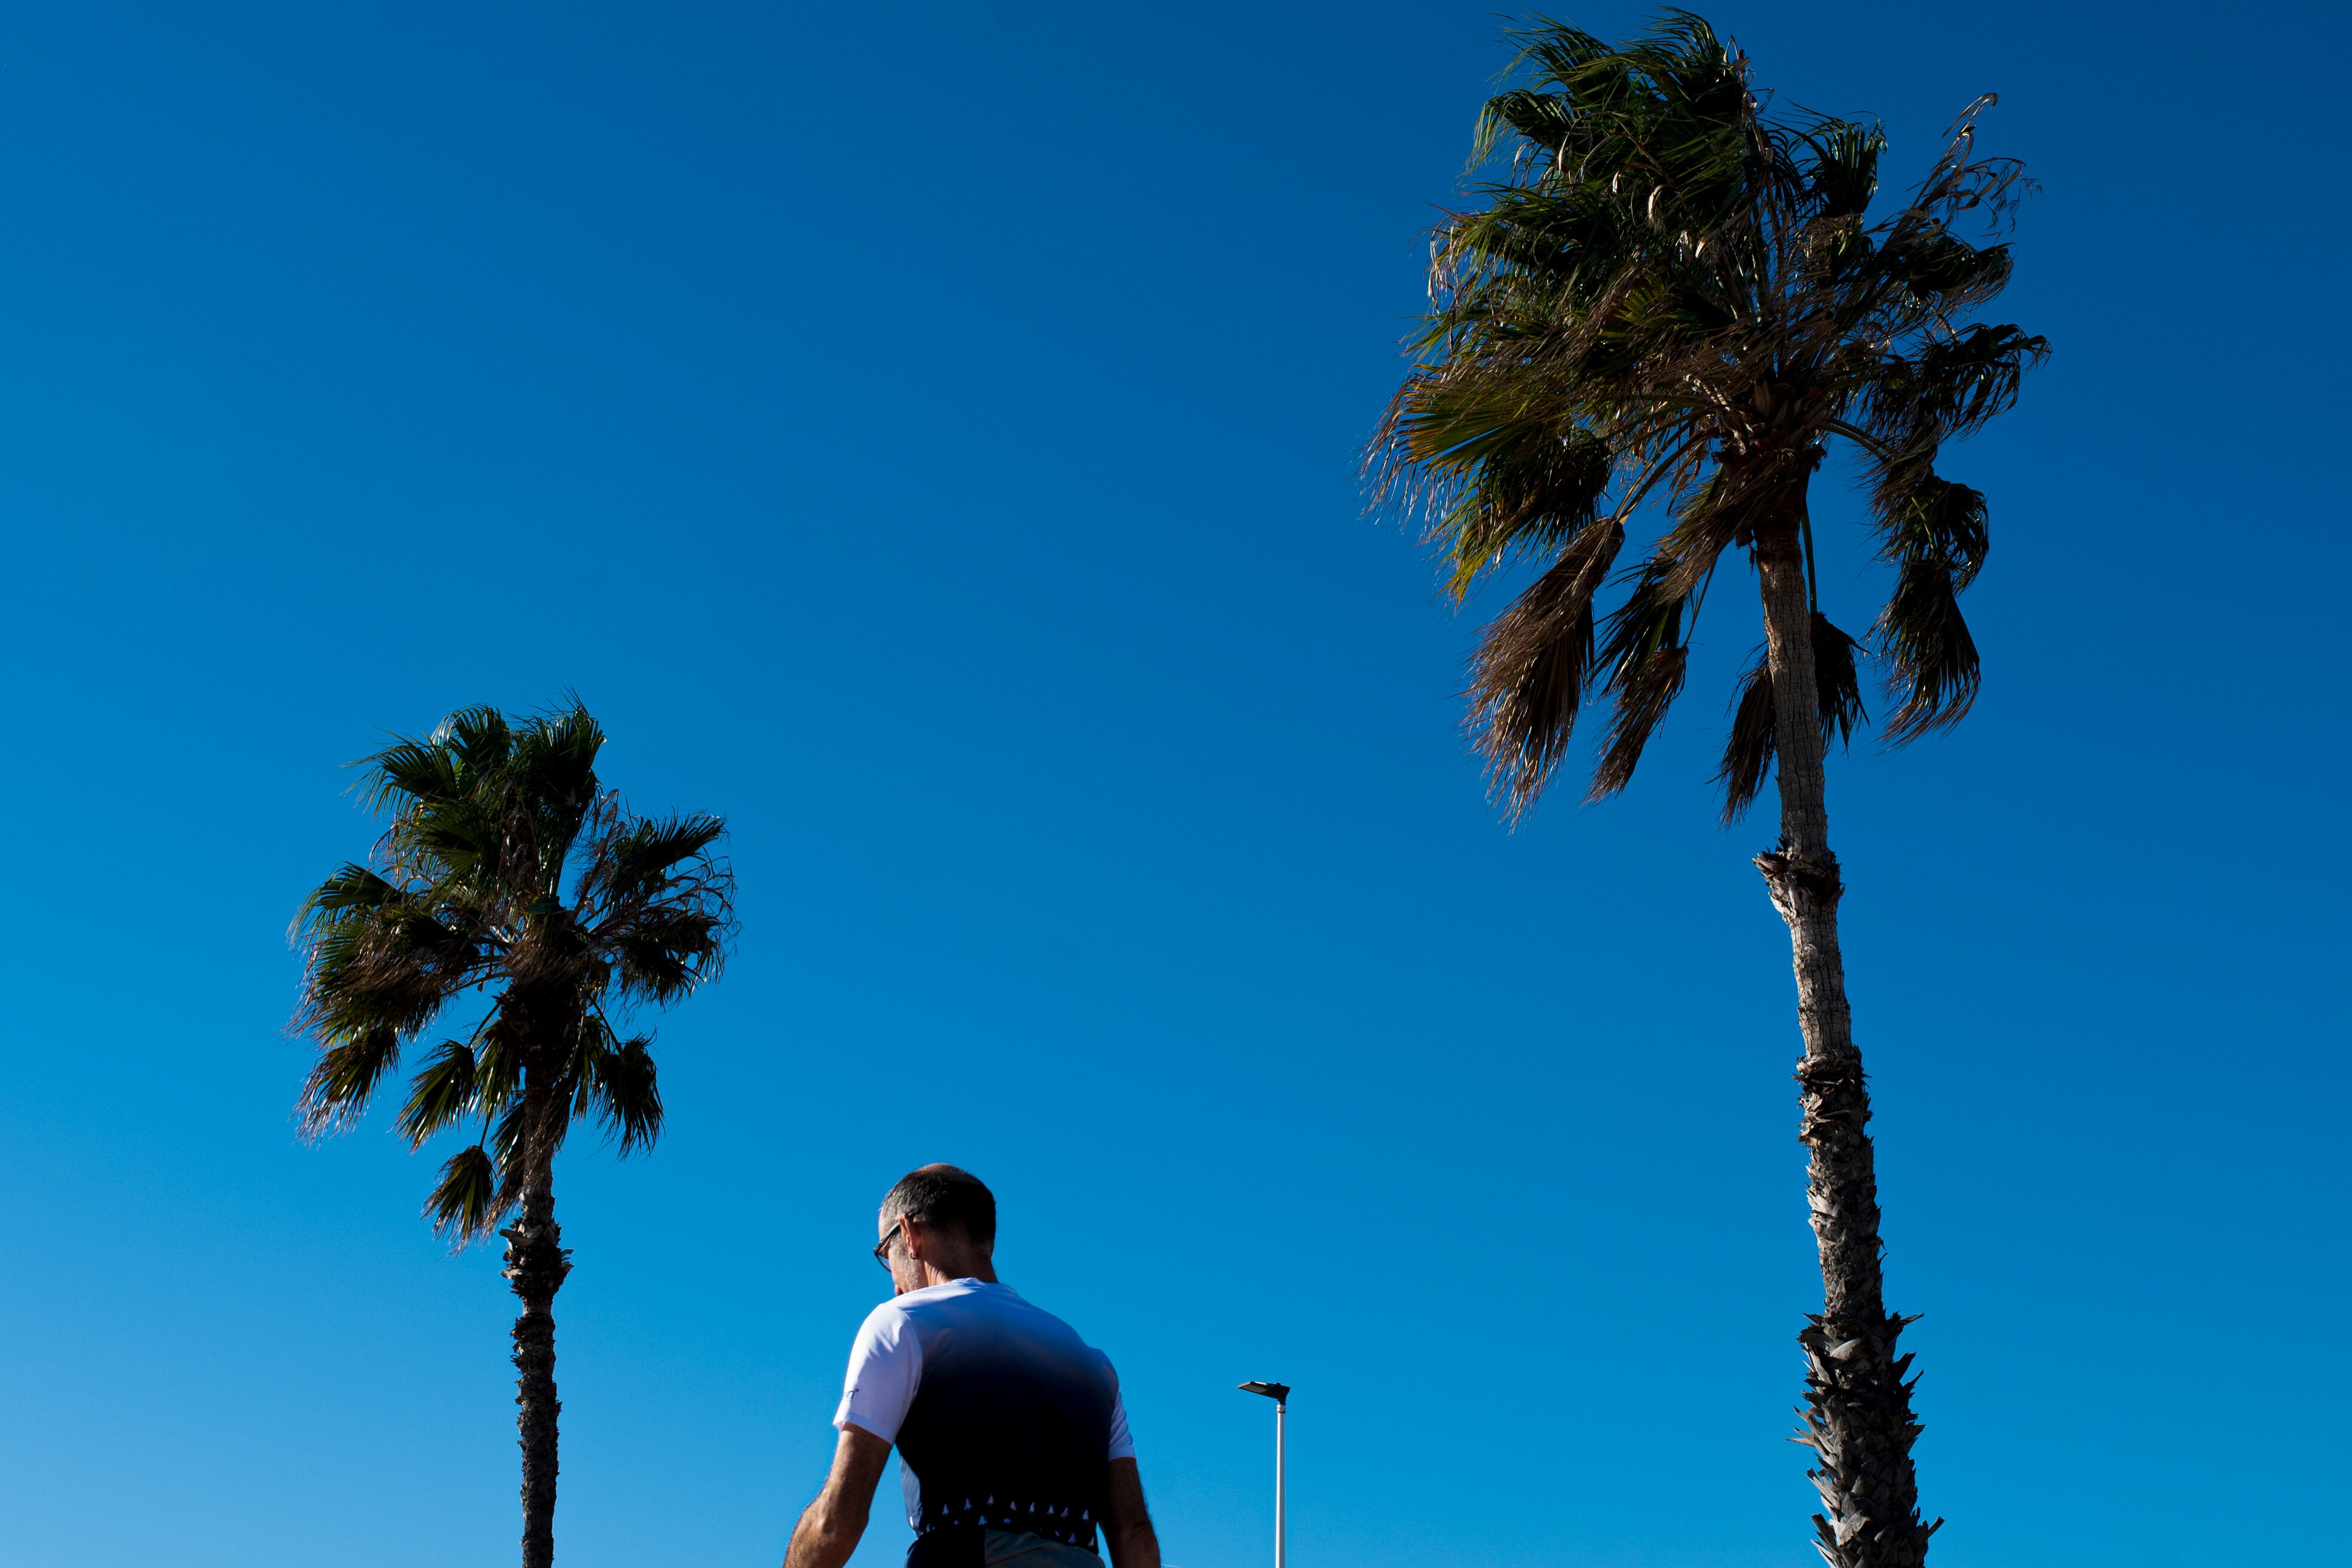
[[1237, 1380, 1291, 1403]]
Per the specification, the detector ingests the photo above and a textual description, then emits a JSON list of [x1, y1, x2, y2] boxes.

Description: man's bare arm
[[784, 1425, 893, 1568], [1102, 1457, 1162, 1568]]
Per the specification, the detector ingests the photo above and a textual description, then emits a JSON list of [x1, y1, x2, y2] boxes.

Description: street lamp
[[1237, 1381, 1290, 1568]]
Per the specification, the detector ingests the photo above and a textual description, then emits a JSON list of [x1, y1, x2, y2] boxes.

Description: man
[[784, 1165, 1163, 1568]]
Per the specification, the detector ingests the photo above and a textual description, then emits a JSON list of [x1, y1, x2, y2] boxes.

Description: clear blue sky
[[1, 3, 2343, 1566]]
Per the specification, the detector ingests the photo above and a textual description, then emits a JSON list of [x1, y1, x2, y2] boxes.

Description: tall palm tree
[[1375, 16, 2042, 1566], [291, 703, 733, 1568]]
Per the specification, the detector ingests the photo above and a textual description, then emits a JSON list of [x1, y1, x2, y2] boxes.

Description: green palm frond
[[514, 702, 604, 807], [1431, 427, 1613, 602], [489, 1092, 532, 1169], [433, 706, 514, 788], [1857, 327, 2047, 494], [1876, 485, 1986, 742], [425, 1143, 499, 1242], [296, 1025, 402, 1138], [578, 811, 728, 914], [471, 1016, 524, 1113], [395, 1039, 480, 1149], [294, 863, 393, 923], [577, 1027, 663, 1157], [487, 1094, 546, 1212], [1799, 118, 1884, 220], [294, 893, 481, 1041], [611, 906, 729, 1005], [357, 731, 472, 817]]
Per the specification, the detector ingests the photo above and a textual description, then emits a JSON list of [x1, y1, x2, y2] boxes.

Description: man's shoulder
[[852, 1286, 967, 1346], [849, 1294, 909, 1345], [962, 1287, 1111, 1368], [889, 1281, 1101, 1343], [856, 1280, 1006, 1334]]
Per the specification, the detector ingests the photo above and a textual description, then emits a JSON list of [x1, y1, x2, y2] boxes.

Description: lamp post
[[1237, 1381, 1290, 1568]]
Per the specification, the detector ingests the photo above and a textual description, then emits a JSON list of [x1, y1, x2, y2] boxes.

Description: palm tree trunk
[[1754, 503, 1936, 1568], [502, 1169, 571, 1568]]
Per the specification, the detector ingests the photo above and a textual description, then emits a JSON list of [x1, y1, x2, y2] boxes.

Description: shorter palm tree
[[292, 702, 733, 1568]]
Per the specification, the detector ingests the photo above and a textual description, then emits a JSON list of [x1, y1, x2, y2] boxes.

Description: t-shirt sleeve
[[1098, 1350, 1135, 1461], [1107, 1389, 1135, 1461], [833, 1301, 922, 1445]]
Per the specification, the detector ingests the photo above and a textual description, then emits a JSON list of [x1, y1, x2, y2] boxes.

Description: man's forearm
[[1105, 1519, 1163, 1568], [785, 1426, 890, 1568], [1102, 1458, 1161, 1568], [783, 1496, 866, 1568]]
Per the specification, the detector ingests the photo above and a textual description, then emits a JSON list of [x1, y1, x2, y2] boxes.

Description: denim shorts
[[906, 1525, 1103, 1568]]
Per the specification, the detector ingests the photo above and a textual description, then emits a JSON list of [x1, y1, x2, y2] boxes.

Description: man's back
[[840, 1279, 1132, 1546]]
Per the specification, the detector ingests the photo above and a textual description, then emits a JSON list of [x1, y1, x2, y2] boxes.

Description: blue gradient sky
[[1, 4, 2343, 1567]]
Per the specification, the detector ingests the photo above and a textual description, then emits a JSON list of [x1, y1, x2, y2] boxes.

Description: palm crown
[[1376, 12, 2046, 819], [293, 703, 733, 1239]]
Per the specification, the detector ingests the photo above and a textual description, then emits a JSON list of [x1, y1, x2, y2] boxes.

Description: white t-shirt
[[833, 1279, 1134, 1535]]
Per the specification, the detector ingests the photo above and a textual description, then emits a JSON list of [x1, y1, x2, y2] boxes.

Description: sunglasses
[[872, 1216, 908, 1272]]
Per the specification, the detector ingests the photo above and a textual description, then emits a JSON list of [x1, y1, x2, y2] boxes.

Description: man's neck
[[913, 1258, 998, 1290]]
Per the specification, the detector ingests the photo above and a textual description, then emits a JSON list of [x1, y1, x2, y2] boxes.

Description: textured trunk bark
[[503, 1159, 570, 1568], [1753, 495, 1936, 1568]]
